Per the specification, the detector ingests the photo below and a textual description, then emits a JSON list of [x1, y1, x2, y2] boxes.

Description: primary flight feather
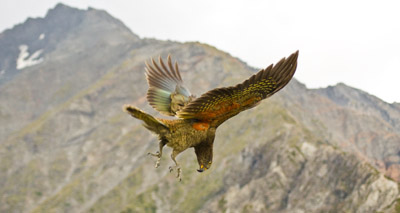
[[124, 51, 299, 181]]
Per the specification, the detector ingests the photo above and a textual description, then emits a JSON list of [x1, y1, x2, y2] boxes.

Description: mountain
[[277, 80, 400, 183], [0, 4, 399, 213], [0, 3, 139, 142], [314, 83, 400, 181]]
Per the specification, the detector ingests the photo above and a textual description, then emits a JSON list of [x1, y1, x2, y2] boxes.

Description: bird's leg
[[148, 139, 166, 168], [169, 150, 182, 181]]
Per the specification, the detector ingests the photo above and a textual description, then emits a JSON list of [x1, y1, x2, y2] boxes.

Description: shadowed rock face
[[314, 84, 400, 181], [278, 81, 400, 182], [0, 4, 399, 213]]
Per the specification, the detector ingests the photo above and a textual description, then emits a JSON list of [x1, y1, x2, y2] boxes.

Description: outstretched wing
[[146, 55, 193, 116], [177, 51, 299, 127]]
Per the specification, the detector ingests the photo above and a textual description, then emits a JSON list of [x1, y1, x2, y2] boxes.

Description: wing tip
[[291, 50, 299, 60]]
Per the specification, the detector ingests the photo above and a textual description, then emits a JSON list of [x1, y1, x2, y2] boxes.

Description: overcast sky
[[1, 0, 399, 103]]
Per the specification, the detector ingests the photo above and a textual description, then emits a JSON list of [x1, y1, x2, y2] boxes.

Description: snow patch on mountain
[[16, 45, 44, 70], [0, 70, 5, 78], [39, 33, 45, 40]]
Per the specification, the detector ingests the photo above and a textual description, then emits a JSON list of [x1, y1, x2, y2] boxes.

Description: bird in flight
[[124, 51, 299, 181]]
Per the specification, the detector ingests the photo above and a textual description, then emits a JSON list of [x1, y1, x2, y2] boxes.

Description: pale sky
[[1, 0, 400, 103]]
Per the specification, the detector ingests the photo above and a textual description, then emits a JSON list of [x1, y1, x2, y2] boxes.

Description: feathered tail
[[123, 105, 169, 134]]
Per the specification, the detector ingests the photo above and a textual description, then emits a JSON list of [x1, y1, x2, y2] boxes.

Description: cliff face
[[314, 84, 400, 181], [0, 4, 399, 213], [276, 79, 400, 182]]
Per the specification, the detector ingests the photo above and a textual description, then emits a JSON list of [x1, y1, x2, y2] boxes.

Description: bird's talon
[[148, 153, 160, 157], [176, 167, 182, 179], [169, 166, 182, 180], [155, 159, 160, 168]]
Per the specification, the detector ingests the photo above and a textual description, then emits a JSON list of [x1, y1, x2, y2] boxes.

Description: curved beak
[[197, 164, 205, 172]]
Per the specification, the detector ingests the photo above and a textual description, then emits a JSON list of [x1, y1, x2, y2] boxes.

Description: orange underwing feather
[[177, 51, 298, 127]]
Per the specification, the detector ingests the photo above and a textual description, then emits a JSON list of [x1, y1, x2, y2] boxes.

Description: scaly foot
[[148, 151, 161, 168], [169, 165, 182, 181]]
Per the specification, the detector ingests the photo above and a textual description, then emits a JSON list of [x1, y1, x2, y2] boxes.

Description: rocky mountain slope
[[315, 83, 400, 180], [0, 4, 399, 213]]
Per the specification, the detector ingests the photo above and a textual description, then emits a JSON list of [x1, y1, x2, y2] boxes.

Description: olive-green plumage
[[124, 51, 299, 180]]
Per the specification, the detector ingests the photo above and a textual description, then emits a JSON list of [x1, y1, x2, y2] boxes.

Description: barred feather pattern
[[177, 51, 299, 127], [145, 55, 192, 116]]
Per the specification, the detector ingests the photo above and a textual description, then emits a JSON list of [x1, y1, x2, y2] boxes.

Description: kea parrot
[[124, 51, 299, 181]]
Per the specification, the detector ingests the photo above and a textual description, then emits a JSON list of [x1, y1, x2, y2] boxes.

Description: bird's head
[[197, 160, 212, 173], [195, 140, 214, 173]]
